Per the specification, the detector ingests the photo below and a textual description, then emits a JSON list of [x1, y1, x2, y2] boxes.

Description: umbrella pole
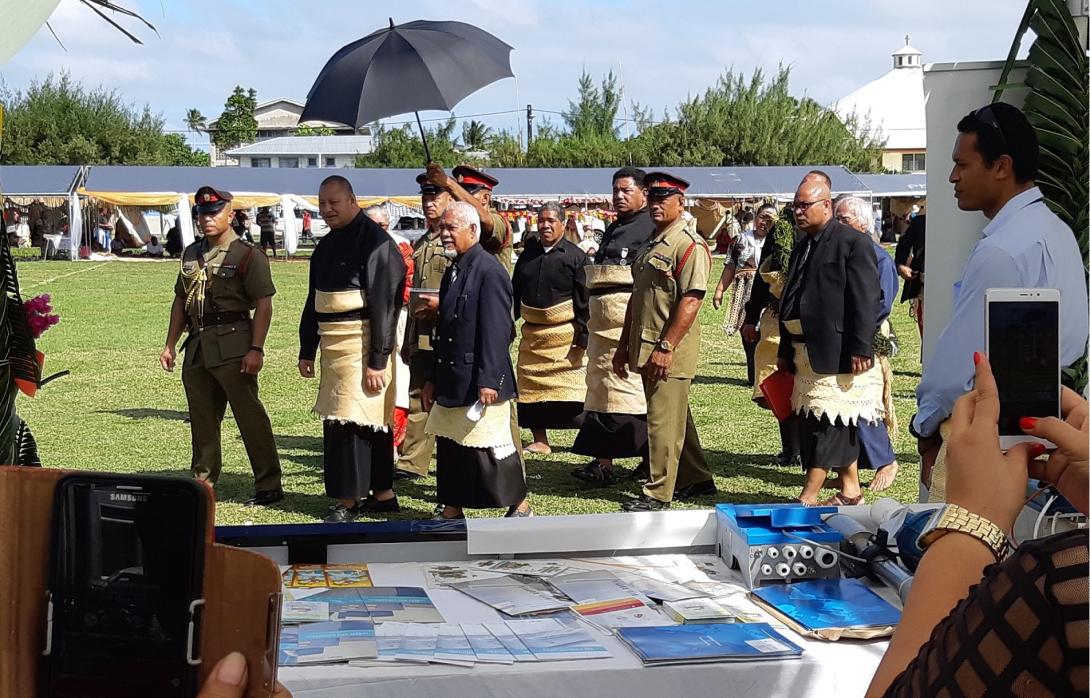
[[414, 111, 432, 165]]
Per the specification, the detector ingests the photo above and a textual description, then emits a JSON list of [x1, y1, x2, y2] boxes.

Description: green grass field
[[15, 254, 923, 524]]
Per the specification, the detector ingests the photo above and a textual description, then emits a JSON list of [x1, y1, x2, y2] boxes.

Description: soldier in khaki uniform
[[614, 173, 715, 511], [160, 186, 283, 506], [395, 174, 452, 480], [424, 163, 514, 273]]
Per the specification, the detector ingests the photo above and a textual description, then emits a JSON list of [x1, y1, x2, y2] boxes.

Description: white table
[[279, 555, 891, 698]]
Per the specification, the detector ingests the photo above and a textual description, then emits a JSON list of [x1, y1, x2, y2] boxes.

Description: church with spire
[[834, 36, 927, 173]]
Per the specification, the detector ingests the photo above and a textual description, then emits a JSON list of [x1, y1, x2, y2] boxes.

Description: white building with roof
[[835, 37, 926, 173], [207, 97, 359, 166], [225, 135, 374, 168]]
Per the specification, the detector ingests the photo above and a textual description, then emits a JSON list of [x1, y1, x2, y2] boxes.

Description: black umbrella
[[300, 18, 514, 163]]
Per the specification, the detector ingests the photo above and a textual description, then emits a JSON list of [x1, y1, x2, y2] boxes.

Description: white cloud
[[0, 0, 1033, 144]]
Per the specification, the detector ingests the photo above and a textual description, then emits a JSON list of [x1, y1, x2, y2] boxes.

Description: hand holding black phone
[[41, 475, 208, 698]]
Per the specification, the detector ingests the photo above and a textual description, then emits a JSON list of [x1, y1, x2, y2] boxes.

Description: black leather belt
[[316, 309, 370, 322], [199, 310, 250, 327], [785, 332, 806, 342], [588, 284, 633, 297]]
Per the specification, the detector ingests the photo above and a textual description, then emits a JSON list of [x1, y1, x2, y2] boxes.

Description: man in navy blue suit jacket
[[422, 202, 532, 520]]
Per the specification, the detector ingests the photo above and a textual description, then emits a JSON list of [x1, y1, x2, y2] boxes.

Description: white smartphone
[[985, 288, 1061, 450]]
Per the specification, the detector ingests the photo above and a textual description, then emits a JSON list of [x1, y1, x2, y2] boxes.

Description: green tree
[[211, 86, 258, 150], [184, 108, 207, 134], [631, 66, 883, 170], [294, 124, 335, 136], [461, 119, 492, 150], [0, 72, 208, 166], [355, 118, 462, 168], [563, 70, 622, 139]]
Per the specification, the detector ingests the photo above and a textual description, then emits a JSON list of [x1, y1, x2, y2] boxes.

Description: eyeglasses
[[968, 105, 1007, 148], [792, 199, 829, 213]]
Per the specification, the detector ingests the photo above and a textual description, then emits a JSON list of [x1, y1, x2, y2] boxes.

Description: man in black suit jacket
[[422, 202, 531, 519], [777, 176, 882, 506]]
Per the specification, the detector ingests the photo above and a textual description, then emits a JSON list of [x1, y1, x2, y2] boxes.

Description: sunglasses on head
[[969, 105, 1008, 148]]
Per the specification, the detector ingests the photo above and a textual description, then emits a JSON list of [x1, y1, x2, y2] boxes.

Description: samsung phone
[[985, 288, 1061, 450], [41, 475, 208, 698]]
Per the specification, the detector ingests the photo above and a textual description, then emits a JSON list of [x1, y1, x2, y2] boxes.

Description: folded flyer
[[663, 597, 736, 624], [572, 597, 673, 634], [433, 624, 477, 667], [301, 586, 444, 624], [423, 564, 508, 588], [462, 623, 516, 664], [470, 559, 573, 577], [281, 600, 331, 624], [451, 576, 571, 616], [616, 622, 803, 666], [394, 623, 439, 663], [506, 619, 612, 662], [549, 570, 650, 605], [278, 621, 378, 666], [616, 573, 703, 603], [483, 621, 538, 662]]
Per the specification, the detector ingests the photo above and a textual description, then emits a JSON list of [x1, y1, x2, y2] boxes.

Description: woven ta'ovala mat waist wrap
[[425, 399, 517, 459], [583, 265, 645, 414], [784, 319, 884, 426], [313, 290, 394, 430], [517, 299, 588, 404]]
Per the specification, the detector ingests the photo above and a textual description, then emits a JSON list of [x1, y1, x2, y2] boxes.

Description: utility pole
[[526, 104, 534, 148]]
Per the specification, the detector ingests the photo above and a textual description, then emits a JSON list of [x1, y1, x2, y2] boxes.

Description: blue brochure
[[616, 622, 803, 665], [751, 578, 901, 631]]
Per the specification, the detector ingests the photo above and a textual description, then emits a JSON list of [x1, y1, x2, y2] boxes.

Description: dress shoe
[[775, 452, 802, 467], [570, 460, 619, 486], [431, 511, 466, 521], [505, 505, 534, 518], [673, 480, 718, 501], [620, 494, 670, 512], [358, 495, 400, 514], [323, 503, 360, 523], [393, 468, 422, 481], [244, 489, 284, 507]]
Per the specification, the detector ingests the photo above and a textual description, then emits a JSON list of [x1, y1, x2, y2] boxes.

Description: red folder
[[760, 369, 795, 422]]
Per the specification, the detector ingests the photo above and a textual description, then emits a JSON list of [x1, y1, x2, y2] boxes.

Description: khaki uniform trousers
[[397, 351, 436, 477], [182, 357, 281, 492], [642, 374, 711, 503]]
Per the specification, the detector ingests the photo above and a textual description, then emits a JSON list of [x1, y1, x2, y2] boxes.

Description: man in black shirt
[[571, 167, 654, 484], [298, 176, 407, 523], [895, 214, 925, 344]]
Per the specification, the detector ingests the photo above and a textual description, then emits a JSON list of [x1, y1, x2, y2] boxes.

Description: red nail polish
[[1020, 417, 1039, 431], [1028, 444, 1047, 459], [973, 351, 983, 365]]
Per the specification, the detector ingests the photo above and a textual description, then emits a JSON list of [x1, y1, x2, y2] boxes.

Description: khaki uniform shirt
[[174, 231, 275, 369], [482, 211, 514, 275], [409, 227, 450, 352], [628, 217, 711, 379]]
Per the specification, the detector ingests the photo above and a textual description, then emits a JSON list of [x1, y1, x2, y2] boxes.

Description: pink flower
[[24, 294, 60, 339]]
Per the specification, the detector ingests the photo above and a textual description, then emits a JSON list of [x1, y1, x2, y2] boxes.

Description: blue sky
[[1, 0, 1028, 150]]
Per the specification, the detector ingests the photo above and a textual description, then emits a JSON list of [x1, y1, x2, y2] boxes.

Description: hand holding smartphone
[[41, 475, 208, 698], [985, 288, 1061, 450]]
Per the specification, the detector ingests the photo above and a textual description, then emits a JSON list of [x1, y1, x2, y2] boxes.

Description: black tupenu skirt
[[796, 411, 860, 470], [571, 411, 648, 459], [515, 401, 585, 430], [435, 438, 527, 508], [323, 421, 394, 500]]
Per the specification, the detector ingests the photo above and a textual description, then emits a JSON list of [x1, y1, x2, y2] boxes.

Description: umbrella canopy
[[300, 19, 514, 129]]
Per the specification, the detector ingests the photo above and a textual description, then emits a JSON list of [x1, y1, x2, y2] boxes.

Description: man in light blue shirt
[[913, 102, 1089, 489]]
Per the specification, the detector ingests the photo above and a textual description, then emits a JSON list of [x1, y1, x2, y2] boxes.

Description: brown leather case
[[0, 467, 282, 698]]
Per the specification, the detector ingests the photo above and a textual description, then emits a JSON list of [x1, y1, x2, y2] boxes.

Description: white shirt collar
[[982, 186, 1044, 238]]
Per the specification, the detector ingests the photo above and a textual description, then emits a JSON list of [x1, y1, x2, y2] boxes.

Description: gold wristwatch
[[917, 504, 1010, 561]]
